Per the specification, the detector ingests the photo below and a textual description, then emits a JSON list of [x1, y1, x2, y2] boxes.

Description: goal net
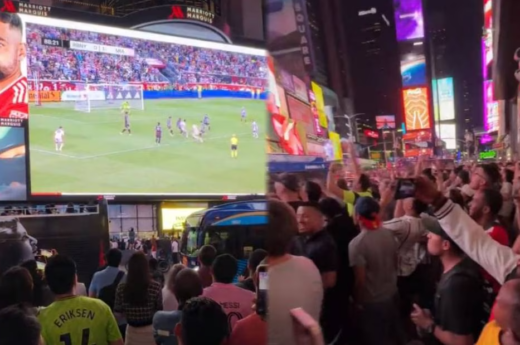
[[74, 83, 144, 113]]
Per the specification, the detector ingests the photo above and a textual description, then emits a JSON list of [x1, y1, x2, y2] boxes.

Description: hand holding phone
[[394, 178, 416, 200], [256, 265, 268, 317]]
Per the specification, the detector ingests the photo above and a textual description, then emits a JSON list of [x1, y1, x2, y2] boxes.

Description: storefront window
[[108, 204, 157, 234]]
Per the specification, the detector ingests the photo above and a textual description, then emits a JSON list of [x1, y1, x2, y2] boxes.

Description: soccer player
[[192, 124, 203, 143], [120, 111, 131, 135], [38, 255, 123, 345], [155, 122, 162, 145], [230, 134, 238, 158], [203, 114, 210, 131], [197, 85, 203, 99], [167, 116, 174, 136], [180, 119, 188, 138], [240, 107, 247, 122], [252, 120, 259, 138], [120, 100, 131, 114], [54, 126, 65, 151], [0, 13, 28, 119]]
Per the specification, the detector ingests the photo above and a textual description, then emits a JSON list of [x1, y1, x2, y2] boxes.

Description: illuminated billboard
[[23, 14, 268, 196], [394, 0, 425, 41], [287, 95, 316, 135], [400, 41, 426, 87], [403, 87, 431, 131], [439, 124, 457, 150], [376, 115, 396, 129], [311, 82, 328, 128], [485, 81, 499, 132], [437, 78, 455, 121]]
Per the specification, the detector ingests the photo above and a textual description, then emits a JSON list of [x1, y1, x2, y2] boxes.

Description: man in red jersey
[[0, 12, 28, 119]]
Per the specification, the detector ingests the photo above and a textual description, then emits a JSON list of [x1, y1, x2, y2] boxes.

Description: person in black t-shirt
[[293, 202, 339, 343], [412, 216, 485, 345]]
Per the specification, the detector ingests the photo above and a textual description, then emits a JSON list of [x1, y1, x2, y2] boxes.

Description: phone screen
[[395, 179, 416, 200], [256, 266, 268, 316]]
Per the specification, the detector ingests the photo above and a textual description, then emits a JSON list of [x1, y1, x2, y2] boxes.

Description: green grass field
[[29, 98, 266, 194]]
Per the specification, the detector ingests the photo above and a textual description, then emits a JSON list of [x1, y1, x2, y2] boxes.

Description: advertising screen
[[376, 115, 396, 129], [400, 41, 426, 87], [403, 87, 431, 131], [437, 78, 455, 121], [21, 14, 268, 196], [311, 82, 328, 128], [287, 95, 316, 136], [394, 0, 425, 41], [0, 12, 28, 201], [328, 131, 342, 161], [485, 81, 499, 132], [162, 207, 206, 231], [439, 123, 456, 150]]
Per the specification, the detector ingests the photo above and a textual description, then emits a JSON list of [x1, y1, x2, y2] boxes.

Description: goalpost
[[73, 83, 144, 113]]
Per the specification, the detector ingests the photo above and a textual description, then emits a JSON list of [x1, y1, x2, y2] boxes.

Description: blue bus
[[180, 201, 267, 279]]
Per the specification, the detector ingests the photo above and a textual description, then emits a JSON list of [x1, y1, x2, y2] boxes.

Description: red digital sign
[[403, 87, 431, 131], [364, 129, 379, 139]]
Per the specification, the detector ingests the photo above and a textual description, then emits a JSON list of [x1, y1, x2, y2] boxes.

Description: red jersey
[[0, 76, 29, 119]]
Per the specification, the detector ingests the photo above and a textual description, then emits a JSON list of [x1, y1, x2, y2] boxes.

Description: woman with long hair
[[0, 266, 34, 310], [162, 264, 185, 311], [114, 252, 162, 345]]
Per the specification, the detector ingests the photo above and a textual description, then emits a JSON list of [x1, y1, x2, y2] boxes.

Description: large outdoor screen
[[400, 41, 426, 87], [394, 0, 424, 41], [403, 87, 431, 131], [20, 14, 268, 196]]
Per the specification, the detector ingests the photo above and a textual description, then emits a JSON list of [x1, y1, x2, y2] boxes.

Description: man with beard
[[0, 12, 28, 118], [469, 189, 509, 295]]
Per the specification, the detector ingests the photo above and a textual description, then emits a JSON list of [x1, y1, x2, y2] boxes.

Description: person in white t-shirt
[[171, 238, 179, 264], [54, 126, 64, 152]]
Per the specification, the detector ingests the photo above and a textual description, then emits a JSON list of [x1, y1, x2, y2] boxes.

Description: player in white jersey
[[192, 124, 203, 143], [180, 119, 188, 138], [54, 126, 65, 151], [252, 121, 259, 138], [241, 107, 247, 122]]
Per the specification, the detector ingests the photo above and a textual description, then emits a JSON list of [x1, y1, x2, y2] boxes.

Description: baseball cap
[[355, 197, 380, 220], [421, 215, 451, 240]]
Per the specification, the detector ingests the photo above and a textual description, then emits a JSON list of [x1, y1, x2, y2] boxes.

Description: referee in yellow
[[230, 134, 238, 158]]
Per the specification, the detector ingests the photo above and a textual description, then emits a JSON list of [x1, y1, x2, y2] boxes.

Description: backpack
[[98, 271, 124, 310]]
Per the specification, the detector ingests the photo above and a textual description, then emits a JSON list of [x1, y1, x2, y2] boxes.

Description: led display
[[403, 87, 431, 131], [394, 0, 425, 41]]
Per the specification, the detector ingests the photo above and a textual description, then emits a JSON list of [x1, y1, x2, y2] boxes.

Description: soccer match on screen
[[25, 18, 268, 195]]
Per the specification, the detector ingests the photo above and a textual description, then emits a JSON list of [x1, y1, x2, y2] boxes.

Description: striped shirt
[[383, 215, 428, 277], [0, 76, 29, 118]]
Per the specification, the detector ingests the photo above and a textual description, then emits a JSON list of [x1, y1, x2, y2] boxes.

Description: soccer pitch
[[29, 99, 267, 195]]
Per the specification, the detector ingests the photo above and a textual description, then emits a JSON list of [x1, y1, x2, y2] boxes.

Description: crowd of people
[[4, 138, 520, 345], [25, 25, 268, 88], [268, 141, 520, 345], [0, 237, 269, 345]]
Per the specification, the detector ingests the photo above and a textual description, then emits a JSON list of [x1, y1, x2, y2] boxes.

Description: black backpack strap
[[112, 271, 124, 287]]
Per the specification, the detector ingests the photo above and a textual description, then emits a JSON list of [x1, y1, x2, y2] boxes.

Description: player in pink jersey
[[202, 254, 255, 332], [0, 13, 28, 118]]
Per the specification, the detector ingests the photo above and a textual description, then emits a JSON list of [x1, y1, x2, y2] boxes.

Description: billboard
[[311, 82, 328, 128], [437, 78, 455, 121], [485, 81, 499, 132], [403, 87, 431, 131], [376, 115, 396, 130], [287, 95, 316, 135], [328, 131, 342, 161], [364, 129, 379, 139], [400, 41, 426, 87], [439, 123, 457, 150], [394, 0, 425, 41], [23, 14, 268, 196]]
